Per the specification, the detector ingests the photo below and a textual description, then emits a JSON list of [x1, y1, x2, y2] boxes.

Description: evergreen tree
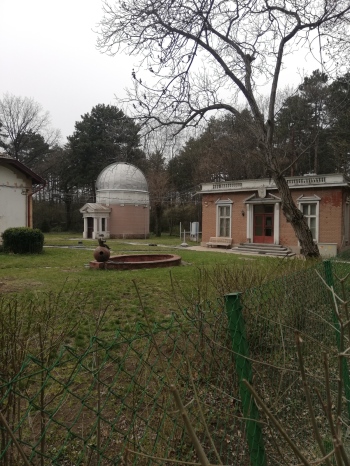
[[67, 104, 145, 194]]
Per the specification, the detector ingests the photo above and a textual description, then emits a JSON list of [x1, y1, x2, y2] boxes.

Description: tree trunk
[[154, 203, 163, 237], [273, 173, 320, 258], [64, 195, 72, 231]]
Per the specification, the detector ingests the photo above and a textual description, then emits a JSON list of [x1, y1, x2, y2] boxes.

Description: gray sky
[[0, 0, 134, 142], [1, 0, 322, 144]]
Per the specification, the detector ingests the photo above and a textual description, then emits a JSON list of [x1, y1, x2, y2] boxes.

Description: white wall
[[0, 164, 30, 236], [96, 189, 149, 206]]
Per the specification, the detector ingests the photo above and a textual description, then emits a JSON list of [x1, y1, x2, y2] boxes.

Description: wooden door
[[87, 217, 94, 239], [253, 205, 274, 244]]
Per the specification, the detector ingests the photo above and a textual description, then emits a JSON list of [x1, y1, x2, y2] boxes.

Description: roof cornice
[[200, 174, 349, 194], [0, 156, 45, 185]]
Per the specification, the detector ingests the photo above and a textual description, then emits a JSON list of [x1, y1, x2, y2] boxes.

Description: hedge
[[2, 227, 44, 254]]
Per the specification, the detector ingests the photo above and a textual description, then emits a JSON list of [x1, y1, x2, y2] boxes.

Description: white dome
[[96, 162, 148, 192]]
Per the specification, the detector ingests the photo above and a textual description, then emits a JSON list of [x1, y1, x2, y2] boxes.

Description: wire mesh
[[0, 313, 242, 465], [239, 260, 349, 464], [0, 258, 349, 465]]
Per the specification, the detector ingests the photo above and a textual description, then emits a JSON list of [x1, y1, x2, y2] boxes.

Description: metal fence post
[[324, 259, 350, 420], [225, 293, 266, 466]]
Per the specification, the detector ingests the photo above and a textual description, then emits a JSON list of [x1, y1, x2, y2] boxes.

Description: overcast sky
[[0, 0, 135, 142], [1, 0, 322, 144]]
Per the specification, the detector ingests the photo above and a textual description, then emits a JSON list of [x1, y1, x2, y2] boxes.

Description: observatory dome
[[96, 162, 148, 192], [95, 162, 149, 205]]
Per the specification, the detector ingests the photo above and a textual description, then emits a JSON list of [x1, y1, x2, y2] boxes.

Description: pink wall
[[202, 186, 349, 250], [109, 205, 150, 238]]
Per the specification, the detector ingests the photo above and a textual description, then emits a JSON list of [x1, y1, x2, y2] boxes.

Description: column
[[83, 217, 88, 239], [93, 217, 98, 239], [274, 203, 280, 244], [246, 204, 251, 242]]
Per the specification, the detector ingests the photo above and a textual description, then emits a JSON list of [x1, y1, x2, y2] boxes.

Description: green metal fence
[[0, 258, 349, 465]]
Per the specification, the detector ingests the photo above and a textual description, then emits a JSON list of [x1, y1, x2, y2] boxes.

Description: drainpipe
[[27, 182, 46, 228]]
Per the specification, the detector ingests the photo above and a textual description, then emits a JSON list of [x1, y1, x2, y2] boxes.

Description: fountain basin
[[89, 254, 181, 270]]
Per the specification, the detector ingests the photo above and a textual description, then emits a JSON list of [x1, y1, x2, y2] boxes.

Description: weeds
[[1, 245, 348, 464]]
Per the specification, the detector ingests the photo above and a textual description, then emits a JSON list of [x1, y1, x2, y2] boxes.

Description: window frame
[[216, 200, 233, 238], [297, 195, 320, 243]]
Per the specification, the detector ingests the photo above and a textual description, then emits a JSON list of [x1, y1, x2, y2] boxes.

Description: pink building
[[200, 173, 350, 257], [80, 162, 150, 239]]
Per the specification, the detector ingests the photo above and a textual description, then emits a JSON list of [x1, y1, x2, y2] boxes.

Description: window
[[101, 218, 106, 231], [218, 205, 231, 237], [301, 204, 317, 239], [298, 196, 320, 242]]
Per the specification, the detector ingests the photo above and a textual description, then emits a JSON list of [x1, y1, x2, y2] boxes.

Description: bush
[[2, 227, 44, 254]]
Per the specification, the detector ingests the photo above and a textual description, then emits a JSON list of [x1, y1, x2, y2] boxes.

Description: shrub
[[2, 227, 44, 254]]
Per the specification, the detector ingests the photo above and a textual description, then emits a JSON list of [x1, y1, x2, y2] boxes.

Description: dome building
[[80, 162, 150, 239]]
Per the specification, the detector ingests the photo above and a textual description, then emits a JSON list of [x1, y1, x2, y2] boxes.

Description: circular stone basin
[[89, 254, 181, 270]]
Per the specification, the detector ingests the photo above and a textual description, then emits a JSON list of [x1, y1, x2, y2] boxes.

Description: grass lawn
[[0, 232, 311, 345], [0, 233, 328, 465]]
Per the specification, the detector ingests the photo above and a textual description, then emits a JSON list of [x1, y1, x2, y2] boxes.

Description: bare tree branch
[[97, 0, 350, 257]]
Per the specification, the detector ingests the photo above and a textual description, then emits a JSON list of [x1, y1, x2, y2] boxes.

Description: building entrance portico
[[80, 203, 111, 239], [245, 197, 281, 245]]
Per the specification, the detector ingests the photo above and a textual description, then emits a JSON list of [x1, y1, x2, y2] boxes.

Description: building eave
[[0, 156, 46, 186], [200, 174, 350, 194], [79, 203, 112, 214]]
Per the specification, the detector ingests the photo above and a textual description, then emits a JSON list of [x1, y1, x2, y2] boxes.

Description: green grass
[[0, 234, 329, 464], [0, 232, 313, 344], [42, 231, 192, 248]]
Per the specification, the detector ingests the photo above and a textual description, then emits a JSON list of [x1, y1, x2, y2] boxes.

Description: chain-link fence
[[0, 258, 349, 465]]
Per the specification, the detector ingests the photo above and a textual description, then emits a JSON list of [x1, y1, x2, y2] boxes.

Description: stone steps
[[232, 243, 296, 257]]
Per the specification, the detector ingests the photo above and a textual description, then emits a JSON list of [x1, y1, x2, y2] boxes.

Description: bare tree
[[146, 151, 169, 237], [0, 93, 60, 161], [98, 0, 350, 258]]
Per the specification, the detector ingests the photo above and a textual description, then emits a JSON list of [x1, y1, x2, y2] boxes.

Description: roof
[[79, 203, 112, 213], [0, 156, 45, 185], [96, 162, 148, 193], [200, 174, 350, 194]]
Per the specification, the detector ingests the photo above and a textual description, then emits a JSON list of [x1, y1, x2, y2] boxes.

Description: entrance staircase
[[232, 243, 296, 257]]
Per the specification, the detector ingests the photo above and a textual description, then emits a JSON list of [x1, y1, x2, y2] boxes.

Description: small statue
[[98, 237, 110, 250]]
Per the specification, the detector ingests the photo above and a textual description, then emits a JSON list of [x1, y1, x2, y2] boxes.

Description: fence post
[[225, 293, 266, 466], [324, 260, 350, 420]]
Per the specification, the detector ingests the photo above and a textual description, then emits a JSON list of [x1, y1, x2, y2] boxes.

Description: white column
[[246, 204, 252, 242], [83, 217, 88, 239], [274, 203, 280, 244], [93, 217, 98, 239]]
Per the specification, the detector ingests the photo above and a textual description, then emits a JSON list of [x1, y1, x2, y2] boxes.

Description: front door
[[253, 205, 274, 244], [87, 217, 94, 239]]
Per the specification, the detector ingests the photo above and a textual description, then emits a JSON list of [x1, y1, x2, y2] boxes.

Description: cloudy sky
[[1, 0, 322, 144], [0, 0, 135, 142]]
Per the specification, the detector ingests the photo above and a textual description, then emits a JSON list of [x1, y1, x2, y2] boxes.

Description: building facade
[[80, 162, 150, 239], [201, 174, 350, 256], [0, 155, 45, 238]]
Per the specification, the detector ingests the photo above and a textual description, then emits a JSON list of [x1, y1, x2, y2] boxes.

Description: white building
[[80, 162, 150, 239], [0, 154, 45, 237]]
